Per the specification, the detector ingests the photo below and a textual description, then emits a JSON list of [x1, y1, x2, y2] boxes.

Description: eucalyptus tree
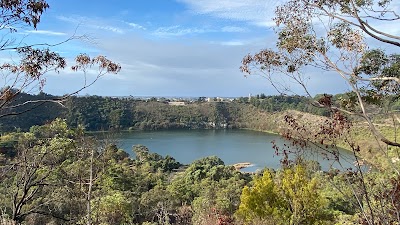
[[0, 119, 76, 223], [0, 1, 121, 224], [241, 0, 399, 148], [235, 166, 332, 225], [240, 0, 400, 224], [0, 0, 121, 119]]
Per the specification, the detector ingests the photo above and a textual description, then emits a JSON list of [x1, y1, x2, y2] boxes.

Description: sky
[[2, 0, 396, 97]]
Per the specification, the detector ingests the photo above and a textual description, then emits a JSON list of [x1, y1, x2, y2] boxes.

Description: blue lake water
[[106, 129, 355, 171]]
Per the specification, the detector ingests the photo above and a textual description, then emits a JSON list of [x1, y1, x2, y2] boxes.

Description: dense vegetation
[[0, 93, 322, 132], [2, 120, 395, 225], [5, 92, 400, 133]]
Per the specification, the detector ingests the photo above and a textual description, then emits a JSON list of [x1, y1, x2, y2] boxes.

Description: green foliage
[[0, 92, 64, 132], [355, 49, 400, 96], [191, 177, 247, 225], [92, 191, 132, 225], [133, 145, 181, 173], [236, 165, 334, 225], [321, 172, 359, 216], [168, 156, 245, 203], [3, 120, 399, 224], [245, 94, 329, 116], [0, 119, 77, 223], [280, 166, 332, 225], [236, 170, 285, 224], [0, 92, 336, 133], [358, 171, 400, 224], [4, 105, 399, 225], [64, 96, 134, 131], [166, 156, 249, 225], [101, 162, 135, 192]]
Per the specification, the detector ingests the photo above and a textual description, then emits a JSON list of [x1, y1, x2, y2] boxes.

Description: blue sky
[[3, 0, 372, 97]]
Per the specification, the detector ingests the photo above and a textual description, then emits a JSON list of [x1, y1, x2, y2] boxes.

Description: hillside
[[0, 94, 309, 132]]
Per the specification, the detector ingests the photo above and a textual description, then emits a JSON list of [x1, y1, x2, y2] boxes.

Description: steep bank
[[0, 94, 283, 132]]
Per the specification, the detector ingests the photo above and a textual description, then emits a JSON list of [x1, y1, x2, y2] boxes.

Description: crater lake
[[105, 129, 355, 171]]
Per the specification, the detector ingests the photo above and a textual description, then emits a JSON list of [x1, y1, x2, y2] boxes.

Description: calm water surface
[[110, 129, 355, 171]]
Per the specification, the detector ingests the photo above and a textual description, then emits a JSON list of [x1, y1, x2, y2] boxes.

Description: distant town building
[[168, 102, 186, 106], [205, 97, 231, 102]]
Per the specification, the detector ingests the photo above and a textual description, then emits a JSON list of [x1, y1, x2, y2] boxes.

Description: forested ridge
[[0, 93, 319, 132], [4, 92, 399, 132]]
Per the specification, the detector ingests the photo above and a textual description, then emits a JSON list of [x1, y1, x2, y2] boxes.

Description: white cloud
[[126, 22, 146, 30], [221, 26, 248, 32], [71, 35, 270, 96], [220, 41, 245, 46], [25, 30, 67, 36], [153, 25, 213, 36], [177, 0, 281, 27], [41, 31, 349, 97], [95, 25, 124, 34], [153, 25, 249, 37], [56, 15, 86, 25], [56, 15, 125, 34]]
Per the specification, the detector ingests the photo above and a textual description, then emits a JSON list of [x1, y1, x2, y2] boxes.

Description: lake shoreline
[[87, 127, 356, 155], [98, 129, 356, 171]]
